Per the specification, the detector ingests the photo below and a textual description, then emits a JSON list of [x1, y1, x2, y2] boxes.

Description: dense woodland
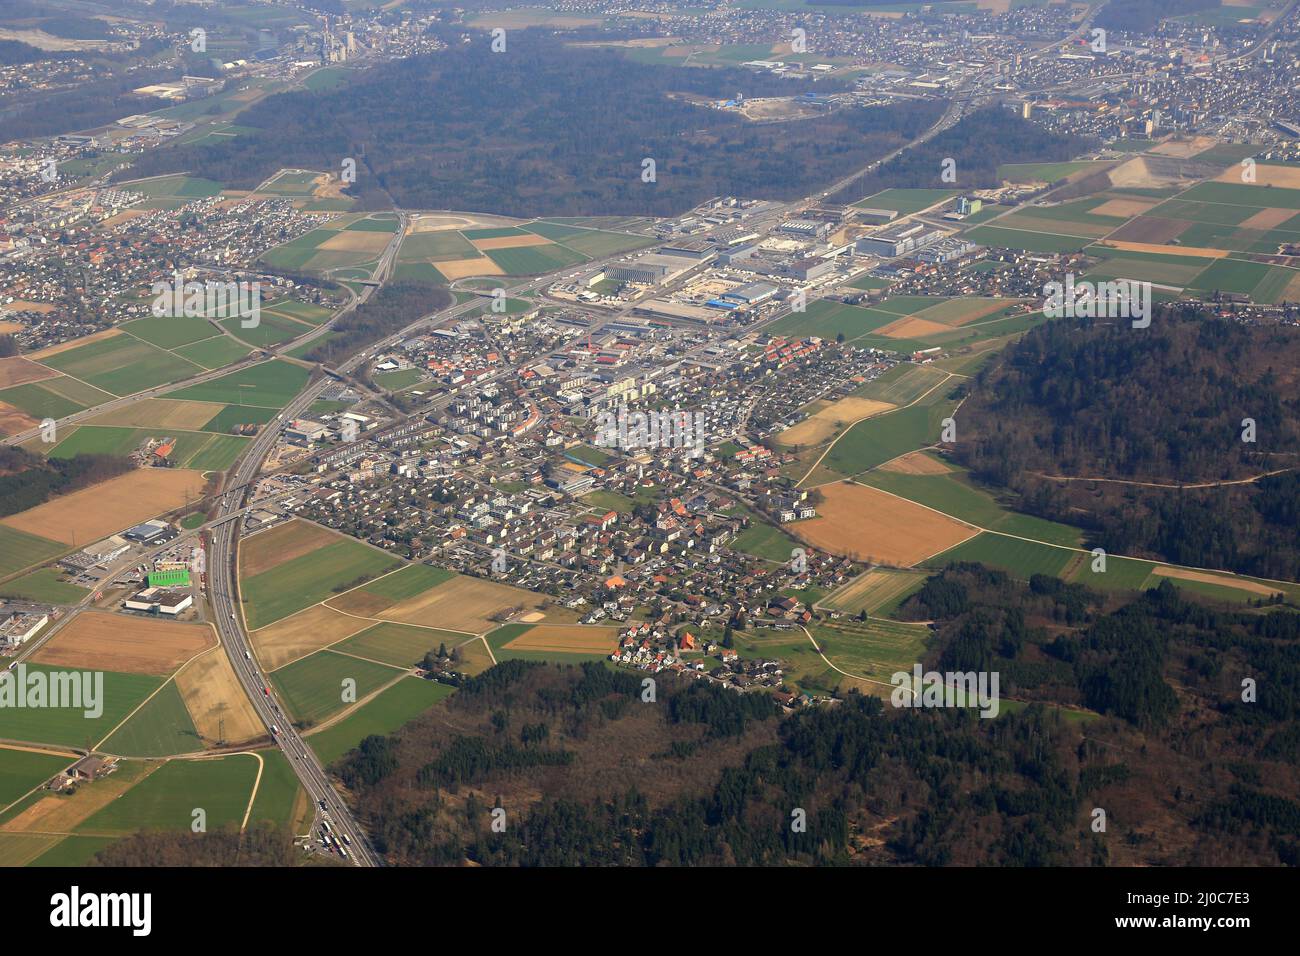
[[302, 279, 450, 367], [954, 309, 1300, 581], [830, 105, 1095, 203], [0, 446, 134, 519], [1095, 0, 1222, 33], [118, 34, 944, 217], [90, 823, 311, 867], [332, 575, 1300, 867]]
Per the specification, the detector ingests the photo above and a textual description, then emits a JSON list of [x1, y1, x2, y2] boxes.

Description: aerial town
[[0, 0, 1297, 900]]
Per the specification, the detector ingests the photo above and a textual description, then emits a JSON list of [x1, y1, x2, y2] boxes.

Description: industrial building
[[123, 587, 193, 616], [856, 222, 947, 258]]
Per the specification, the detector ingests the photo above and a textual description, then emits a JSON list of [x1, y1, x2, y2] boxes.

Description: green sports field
[[270, 650, 404, 727], [241, 538, 403, 629]]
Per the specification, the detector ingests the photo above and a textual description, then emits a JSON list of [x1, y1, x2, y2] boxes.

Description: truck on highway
[[230, 612, 236, 620], [270, 725, 279, 735], [244, 650, 251, 660]]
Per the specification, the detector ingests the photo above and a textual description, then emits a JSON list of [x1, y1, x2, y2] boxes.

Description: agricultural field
[[860, 459, 1084, 547], [335, 622, 464, 668], [260, 215, 397, 274], [1, 469, 207, 548], [0, 663, 161, 748], [0, 568, 85, 604], [924, 531, 1075, 580], [251, 604, 371, 671], [0, 527, 65, 578], [854, 364, 951, 406], [815, 383, 959, 478], [240, 534, 402, 629], [32, 332, 204, 397], [822, 568, 930, 618], [33, 612, 215, 676], [247, 751, 311, 833], [269, 650, 405, 727], [775, 396, 895, 450], [173, 647, 265, 747], [99, 683, 202, 758], [790, 481, 977, 566], [854, 188, 960, 215], [168, 359, 310, 409], [373, 573, 558, 634], [0, 747, 75, 807], [485, 623, 620, 662], [307, 678, 456, 767], [325, 564, 457, 616], [76, 756, 259, 836]]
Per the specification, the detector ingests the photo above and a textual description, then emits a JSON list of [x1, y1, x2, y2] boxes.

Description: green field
[[0, 526, 66, 576], [0, 381, 85, 421], [924, 531, 1075, 579], [129, 175, 223, 199], [822, 568, 929, 617], [0, 665, 161, 748], [174, 335, 253, 370], [99, 682, 202, 757], [731, 519, 801, 563], [1185, 257, 1298, 304], [964, 225, 1093, 253], [221, 312, 311, 348], [399, 231, 480, 261], [485, 243, 588, 275], [120, 316, 221, 350], [819, 391, 958, 477], [270, 650, 403, 727], [241, 538, 403, 629], [169, 360, 310, 409], [557, 230, 657, 258], [811, 618, 930, 684], [28, 835, 117, 867], [855, 188, 959, 215], [855, 364, 950, 405], [308, 677, 455, 766], [0, 568, 87, 604], [336, 622, 463, 668], [0, 747, 72, 807], [38, 334, 203, 397], [202, 403, 278, 433], [353, 564, 455, 605], [996, 161, 1106, 183], [767, 300, 898, 341], [78, 755, 258, 835], [246, 750, 307, 830], [860, 463, 1083, 548]]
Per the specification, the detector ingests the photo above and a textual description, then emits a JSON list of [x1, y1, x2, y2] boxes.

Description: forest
[[0, 446, 134, 519], [116, 33, 944, 217], [301, 280, 451, 367], [831, 105, 1095, 203], [327, 574, 1300, 867], [1094, 0, 1221, 33], [953, 308, 1300, 581]]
